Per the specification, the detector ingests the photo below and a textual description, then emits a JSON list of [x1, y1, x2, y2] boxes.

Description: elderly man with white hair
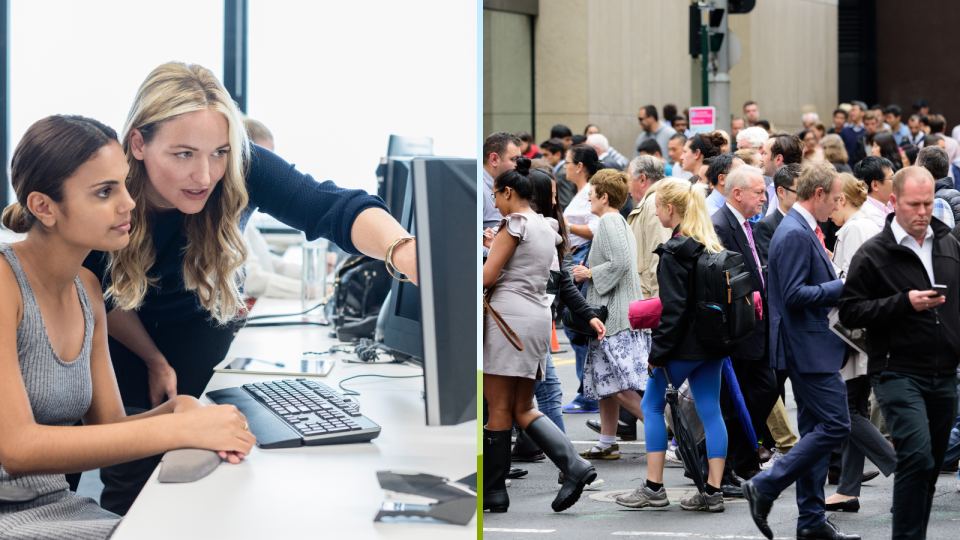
[[587, 133, 629, 171], [737, 127, 776, 218], [710, 164, 780, 483], [802, 113, 820, 131]]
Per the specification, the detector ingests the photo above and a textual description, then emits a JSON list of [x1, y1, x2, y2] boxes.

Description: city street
[[483, 335, 960, 539]]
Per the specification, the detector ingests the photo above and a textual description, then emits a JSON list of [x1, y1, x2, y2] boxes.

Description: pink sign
[[688, 106, 716, 133]]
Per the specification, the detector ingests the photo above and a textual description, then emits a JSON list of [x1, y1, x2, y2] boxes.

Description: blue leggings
[[641, 359, 728, 459]]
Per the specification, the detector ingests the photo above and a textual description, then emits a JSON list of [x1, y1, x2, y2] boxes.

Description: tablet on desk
[[214, 356, 336, 377]]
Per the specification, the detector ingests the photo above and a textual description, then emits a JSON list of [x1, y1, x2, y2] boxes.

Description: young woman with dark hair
[[0, 115, 254, 539], [679, 131, 725, 177], [560, 144, 605, 413], [483, 157, 597, 514], [869, 132, 905, 171]]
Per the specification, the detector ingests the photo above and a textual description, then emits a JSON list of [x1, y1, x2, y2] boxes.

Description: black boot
[[483, 427, 510, 513], [524, 415, 597, 512]]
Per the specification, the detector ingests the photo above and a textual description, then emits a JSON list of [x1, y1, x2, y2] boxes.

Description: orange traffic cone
[[551, 322, 565, 354]]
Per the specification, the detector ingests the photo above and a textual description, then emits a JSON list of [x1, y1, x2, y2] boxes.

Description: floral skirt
[[582, 329, 651, 401]]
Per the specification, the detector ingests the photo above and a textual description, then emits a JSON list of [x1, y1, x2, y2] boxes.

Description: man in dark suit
[[743, 161, 859, 540], [755, 163, 801, 260], [711, 164, 780, 479]]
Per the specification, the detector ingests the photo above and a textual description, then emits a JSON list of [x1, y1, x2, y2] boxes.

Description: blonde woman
[[616, 179, 732, 512], [821, 134, 852, 174], [735, 148, 761, 168], [81, 62, 415, 514], [825, 173, 896, 512]]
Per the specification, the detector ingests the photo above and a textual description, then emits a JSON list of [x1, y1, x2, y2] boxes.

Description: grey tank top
[[0, 242, 94, 496]]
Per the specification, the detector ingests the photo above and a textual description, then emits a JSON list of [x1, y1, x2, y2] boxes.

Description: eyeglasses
[[782, 186, 797, 194], [491, 188, 506, 202]]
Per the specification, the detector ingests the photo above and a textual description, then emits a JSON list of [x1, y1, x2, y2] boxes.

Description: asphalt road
[[483, 338, 960, 540]]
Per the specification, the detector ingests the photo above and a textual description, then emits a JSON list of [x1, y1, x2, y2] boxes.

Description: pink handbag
[[628, 292, 762, 330]]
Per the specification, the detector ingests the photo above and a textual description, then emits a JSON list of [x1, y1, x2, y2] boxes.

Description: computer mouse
[[0, 484, 40, 504], [157, 448, 222, 483]]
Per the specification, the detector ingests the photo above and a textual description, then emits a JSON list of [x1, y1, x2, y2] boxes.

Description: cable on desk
[[246, 299, 328, 321], [243, 321, 329, 328], [338, 374, 423, 396]]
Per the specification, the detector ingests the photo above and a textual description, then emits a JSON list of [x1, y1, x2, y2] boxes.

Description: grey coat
[[586, 212, 642, 336]]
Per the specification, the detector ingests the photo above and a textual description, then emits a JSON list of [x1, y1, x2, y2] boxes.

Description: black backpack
[[693, 249, 756, 347], [325, 255, 393, 342]]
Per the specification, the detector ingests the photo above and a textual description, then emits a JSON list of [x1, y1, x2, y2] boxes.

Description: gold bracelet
[[385, 236, 415, 282]]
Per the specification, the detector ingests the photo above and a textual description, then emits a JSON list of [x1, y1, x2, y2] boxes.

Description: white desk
[[111, 298, 477, 539]]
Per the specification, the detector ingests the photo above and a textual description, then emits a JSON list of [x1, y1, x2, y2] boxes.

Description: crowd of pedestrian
[[482, 98, 960, 540]]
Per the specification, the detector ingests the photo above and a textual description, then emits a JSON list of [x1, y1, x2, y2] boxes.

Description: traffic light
[[690, 5, 726, 57], [728, 0, 756, 14], [689, 4, 701, 57]]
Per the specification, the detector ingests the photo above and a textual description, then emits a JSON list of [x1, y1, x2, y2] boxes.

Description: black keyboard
[[206, 378, 381, 449]]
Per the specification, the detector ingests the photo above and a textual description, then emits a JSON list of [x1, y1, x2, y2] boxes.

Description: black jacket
[[837, 214, 960, 377], [712, 205, 766, 362], [934, 176, 960, 225], [753, 207, 782, 261], [649, 233, 735, 366], [553, 267, 597, 322]]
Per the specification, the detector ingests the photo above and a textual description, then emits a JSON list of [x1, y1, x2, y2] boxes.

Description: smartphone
[[933, 284, 948, 297]]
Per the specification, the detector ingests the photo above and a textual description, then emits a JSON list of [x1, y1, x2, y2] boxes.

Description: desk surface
[[112, 299, 477, 539]]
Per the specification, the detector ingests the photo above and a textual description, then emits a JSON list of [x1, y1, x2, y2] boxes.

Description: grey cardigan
[[585, 212, 643, 336]]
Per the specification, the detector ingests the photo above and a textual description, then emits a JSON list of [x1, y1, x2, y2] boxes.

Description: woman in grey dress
[[483, 157, 598, 514], [0, 115, 256, 539]]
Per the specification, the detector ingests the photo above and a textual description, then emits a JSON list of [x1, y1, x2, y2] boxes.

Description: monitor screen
[[376, 158, 412, 221], [386, 134, 433, 157], [382, 157, 476, 426]]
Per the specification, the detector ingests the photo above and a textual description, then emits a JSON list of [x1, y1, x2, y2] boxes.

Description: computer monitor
[[376, 157, 412, 220], [386, 134, 433, 157], [383, 157, 476, 426]]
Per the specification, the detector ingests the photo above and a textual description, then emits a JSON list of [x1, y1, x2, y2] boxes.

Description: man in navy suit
[[711, 164, 780, 478], [743, 161, 859, 540]]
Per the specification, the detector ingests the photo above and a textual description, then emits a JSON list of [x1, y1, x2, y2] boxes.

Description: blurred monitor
[[383, 157, 476, 426], [386, 134, 433, 157], [376, 157, 412, 220]]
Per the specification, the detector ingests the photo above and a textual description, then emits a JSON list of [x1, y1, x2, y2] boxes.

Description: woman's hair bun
[[515, 156, 531, 176], [1, 202, 33, 234]]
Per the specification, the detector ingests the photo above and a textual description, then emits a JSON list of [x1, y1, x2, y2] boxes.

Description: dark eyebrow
[[91, 180, 120, 189], [170, 144, 231, 151]]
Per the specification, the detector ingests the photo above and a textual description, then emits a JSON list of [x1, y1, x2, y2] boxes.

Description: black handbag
[[562, 303, 607, 337]]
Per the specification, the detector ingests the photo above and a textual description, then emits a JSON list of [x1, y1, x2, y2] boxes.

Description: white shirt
[[862, 195, 891, 230], [672, 163, 693, 180], [792, 203, 818, 232], [563, 185, 600, 248], [891, 218, 936, 286], [725, 202, 750, 239]]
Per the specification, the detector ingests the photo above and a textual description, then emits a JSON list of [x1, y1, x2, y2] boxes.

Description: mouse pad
[[158, 449, 222, 483]]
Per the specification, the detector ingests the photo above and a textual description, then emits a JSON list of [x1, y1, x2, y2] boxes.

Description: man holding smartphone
[[838, 166, 960, 539]]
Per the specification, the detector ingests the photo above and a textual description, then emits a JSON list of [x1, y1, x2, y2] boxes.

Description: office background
[[2, 0, 477, 207]]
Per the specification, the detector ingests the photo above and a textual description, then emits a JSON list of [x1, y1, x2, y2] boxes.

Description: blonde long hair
[[655, 178, 725, 254], [107, 62, 251, 324]]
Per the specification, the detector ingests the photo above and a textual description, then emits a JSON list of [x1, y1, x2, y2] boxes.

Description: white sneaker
[[665, 445, 683, 464], [760, 448, 783, 471], [505, 479, 511, 488], [557, 473, 605, 491]]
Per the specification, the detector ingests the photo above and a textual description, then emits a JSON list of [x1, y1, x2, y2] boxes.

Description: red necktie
[[815, 225, 827, 252]]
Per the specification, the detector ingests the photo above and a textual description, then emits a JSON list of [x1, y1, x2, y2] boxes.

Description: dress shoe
[[861, 470, 879, 483], [796, 518, 860, 539], [941, 459, 959, 473], [758, 446, 773, 464], [827, 467, 840, 485], [735, 468, 761, 481], [585, 419, 638, 441], [720, 484, 743, 498], [507, 467, 528, 479], [742, 480, 774, 540], [824, 497, 859, 512]]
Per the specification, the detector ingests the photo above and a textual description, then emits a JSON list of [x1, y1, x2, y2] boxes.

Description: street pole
[[701, 15, 709, 107], [708, 0, 730, 134]]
